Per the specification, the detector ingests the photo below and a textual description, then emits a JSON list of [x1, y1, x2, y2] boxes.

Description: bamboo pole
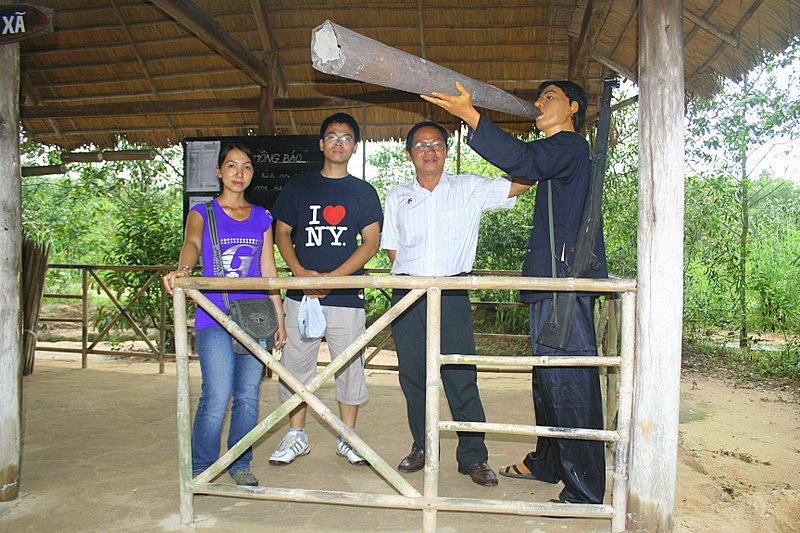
[[21, 236, 50, 375], [612, 291, 637, 532], [176, 274, 635, 293], [440, 421, 619, 442], [311, 20, 540, 120], [441, 354, 622, 367], [423, 287, 442, 532], [158, 278, 167, 374], [172, 288, 193, 525], [80, 268, 89, 368], [195, 483, 614, 519]]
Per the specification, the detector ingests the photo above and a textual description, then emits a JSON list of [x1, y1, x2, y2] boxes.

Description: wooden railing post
[[81, 268, 89, 369]]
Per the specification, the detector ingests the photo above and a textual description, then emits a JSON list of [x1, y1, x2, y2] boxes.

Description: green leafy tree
[[686, 41, 800, 346]]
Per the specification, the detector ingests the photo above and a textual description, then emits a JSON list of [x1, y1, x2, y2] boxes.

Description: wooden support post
[[81, 268, 89, 369], [629, 1, 685, 531], [259, 85, 275, 135], [0, 40, 22, 502]]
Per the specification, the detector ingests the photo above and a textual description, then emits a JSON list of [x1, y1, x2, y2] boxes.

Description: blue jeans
[[192, 326, 265, 475]]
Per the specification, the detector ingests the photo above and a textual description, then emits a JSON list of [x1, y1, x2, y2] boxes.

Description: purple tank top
[[192, 198, 274, 330]]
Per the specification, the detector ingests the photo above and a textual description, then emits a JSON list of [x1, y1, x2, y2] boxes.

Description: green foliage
[[21, 136, 184, 336], [685, 40, 800, 344], [601, 89, 639, 278]]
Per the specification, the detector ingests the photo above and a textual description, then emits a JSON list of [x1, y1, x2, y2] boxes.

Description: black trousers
[[523, 296, 606, 504], [390, 288, 488, 469]]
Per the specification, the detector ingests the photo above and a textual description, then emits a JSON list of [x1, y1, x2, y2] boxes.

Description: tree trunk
[[738, 119, 749, 348]]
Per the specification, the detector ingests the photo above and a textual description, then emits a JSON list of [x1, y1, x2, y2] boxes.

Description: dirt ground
[[1, 346, 798, 532]]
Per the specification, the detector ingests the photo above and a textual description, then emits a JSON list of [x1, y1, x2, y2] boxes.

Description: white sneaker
[[336, 437, 368, 465], [269, 431, 310, 465]]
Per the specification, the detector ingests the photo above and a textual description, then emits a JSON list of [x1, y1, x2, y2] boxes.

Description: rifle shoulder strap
[[547, 180, 558, 310]]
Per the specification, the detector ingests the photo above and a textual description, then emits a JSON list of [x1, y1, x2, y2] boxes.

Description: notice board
[[182, 135, 324, 218]]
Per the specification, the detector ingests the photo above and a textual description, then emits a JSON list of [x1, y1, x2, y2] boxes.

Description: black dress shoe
[[397, 447, 425, 473], [458, 461, 498, 486]]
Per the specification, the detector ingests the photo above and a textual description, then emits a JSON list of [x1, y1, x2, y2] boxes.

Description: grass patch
[[682, 336, 800, 392]]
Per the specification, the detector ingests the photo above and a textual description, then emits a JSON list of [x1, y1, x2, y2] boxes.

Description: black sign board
[[182, 135, 323, 220], [0, 4, 53, 44]]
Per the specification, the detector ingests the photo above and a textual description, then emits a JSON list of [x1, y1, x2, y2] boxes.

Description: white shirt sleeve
[[470, 174, 516, 211]]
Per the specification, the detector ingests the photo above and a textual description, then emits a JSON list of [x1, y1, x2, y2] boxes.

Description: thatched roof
[[18, 0, 800, 149]]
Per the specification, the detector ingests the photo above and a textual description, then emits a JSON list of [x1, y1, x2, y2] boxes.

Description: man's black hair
[[536, 80, 588, 130], [319, 112, 361, 143], [405, 121, 449, 152]]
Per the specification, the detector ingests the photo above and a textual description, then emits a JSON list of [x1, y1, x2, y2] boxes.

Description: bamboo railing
[[34, 265, 553, 374], [173, 274, 636, 532], [36, 264, 175, 373]]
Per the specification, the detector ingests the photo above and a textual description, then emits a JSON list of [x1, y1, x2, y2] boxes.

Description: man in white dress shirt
[[381, 121, 530, 486]]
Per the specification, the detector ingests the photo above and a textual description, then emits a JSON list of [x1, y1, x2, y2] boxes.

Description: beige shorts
[[277, 297, 368, 405]]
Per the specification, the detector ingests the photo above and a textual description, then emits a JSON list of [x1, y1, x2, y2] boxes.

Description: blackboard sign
[[182, 135, 324, 218]]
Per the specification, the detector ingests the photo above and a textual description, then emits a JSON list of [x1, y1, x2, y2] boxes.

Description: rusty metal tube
[[311, 20, 540, 120]]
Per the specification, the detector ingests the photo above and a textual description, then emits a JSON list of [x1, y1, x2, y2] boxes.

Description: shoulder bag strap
[[205, 202, 231, 312]]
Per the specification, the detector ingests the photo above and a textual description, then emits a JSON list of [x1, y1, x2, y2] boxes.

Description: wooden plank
[[569, 0, 614, 84], [20, 95, 379, 119], [258, 85, 274, 135], [0, 40, 21, 502], [150, 0, 272, 87], [249, 0, 286, 94], [628, 1, 685, 531], [684, 8, 738, 47]]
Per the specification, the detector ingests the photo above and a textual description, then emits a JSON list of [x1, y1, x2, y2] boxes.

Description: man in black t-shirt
[[423, 81, 607, 504], [269, 113, 382, 467]]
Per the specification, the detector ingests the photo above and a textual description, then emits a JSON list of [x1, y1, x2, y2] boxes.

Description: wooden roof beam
[[592, 52, 637, 83], [250, 0, 287, 95], [21, 95, 388, 120], [569, 0, 614, 84], [150, 0, 272, 87], [691, 0, 766, 80], [684, 8, 738, 48], [110, 0, 176, 137]]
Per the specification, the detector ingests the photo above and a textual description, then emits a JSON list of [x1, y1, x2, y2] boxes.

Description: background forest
[[21, 42, 800, 382]]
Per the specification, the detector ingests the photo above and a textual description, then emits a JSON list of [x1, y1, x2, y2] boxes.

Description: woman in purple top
[[163, 142, 286, 486]]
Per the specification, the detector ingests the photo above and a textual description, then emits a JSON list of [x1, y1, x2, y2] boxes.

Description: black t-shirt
[[271, 171, 383, 308]]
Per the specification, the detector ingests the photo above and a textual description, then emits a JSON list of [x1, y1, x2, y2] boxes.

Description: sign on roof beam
[[21, 164, 66, 177], [60, 150, 156, 163], [311, 20, 540, 120], [0, 3, 53, 45]]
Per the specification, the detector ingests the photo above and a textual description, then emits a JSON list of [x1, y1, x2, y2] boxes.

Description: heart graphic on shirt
[[323, 205, 346, 225]]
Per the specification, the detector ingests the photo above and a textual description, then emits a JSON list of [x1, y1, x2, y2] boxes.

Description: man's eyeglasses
[[323, 133, 355, 145], [411, 140, 446, 153]]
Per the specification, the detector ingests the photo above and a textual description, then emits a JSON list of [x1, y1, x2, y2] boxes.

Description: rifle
[[536, 77, 618, 350]]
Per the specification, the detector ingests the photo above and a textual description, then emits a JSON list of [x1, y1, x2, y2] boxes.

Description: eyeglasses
[[323, 133, 355, 145], [411, 140, 446, 153]]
